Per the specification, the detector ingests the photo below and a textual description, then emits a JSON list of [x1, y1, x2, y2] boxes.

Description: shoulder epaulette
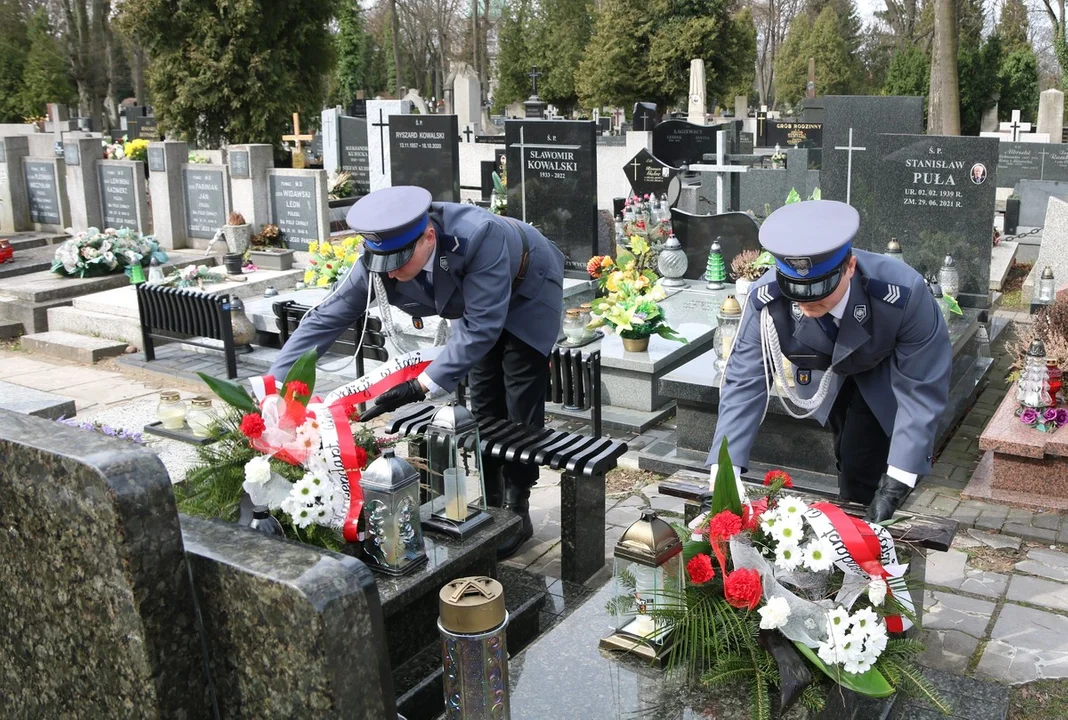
[[750, 281, 781, 310], [866, 278, 911, 309], [441, 234, 466, 256]]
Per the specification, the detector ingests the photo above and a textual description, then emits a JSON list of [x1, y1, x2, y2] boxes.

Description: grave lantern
[[1032, 266, 1056, 314], [360, 449, 428, 575], [156, 391, 187, 430], [705, 239, 726, 290], [939, 255, 960, 298], [657, 232, 688, 287], [600, 508, 683, 666], [1016, 339, 1053, 410], [424, 403, 492, 539], [714, 295, 742, 371], [885, 237, 903, 261]]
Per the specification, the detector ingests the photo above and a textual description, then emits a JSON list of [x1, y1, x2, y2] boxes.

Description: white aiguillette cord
[[754, 305, 837, 420]]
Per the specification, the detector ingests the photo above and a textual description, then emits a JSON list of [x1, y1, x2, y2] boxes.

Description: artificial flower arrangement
[[586, 235, 687, 345], [612, 442, 950, 718], [159, 263, 226, 289], [124, 138, 149, 163], [250, 223, 283, 249], [328, 171, 356, 200], [103, 136, 127, 160], [51, 227, 168, 278], [1019, 406, 1068, 432], [305, 237, 362, 287]]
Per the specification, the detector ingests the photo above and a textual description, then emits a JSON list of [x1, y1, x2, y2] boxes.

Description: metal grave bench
[[136, 284, 239, 378]]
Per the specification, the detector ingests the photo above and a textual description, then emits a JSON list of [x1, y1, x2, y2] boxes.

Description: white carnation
[[817, 640, 842, 666], [867, 577, 888, 606], [758, 596, 792, 630], [243, 455, 272, 486]]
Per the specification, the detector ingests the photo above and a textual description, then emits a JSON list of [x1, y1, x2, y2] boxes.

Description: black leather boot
[[496, 482, 534, 560]]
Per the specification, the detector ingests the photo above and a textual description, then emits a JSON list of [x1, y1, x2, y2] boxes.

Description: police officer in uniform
[[709, 200, 952, 522], [269, 186, 565, 558]]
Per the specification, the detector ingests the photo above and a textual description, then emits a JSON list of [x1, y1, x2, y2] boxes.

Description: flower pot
[[223, 253, 244, 275], [1005, 197, 1020, 235], [621, 336, 650, 353], [223, 224, 252, 254], [734, 277, 753, 303], [249, 249, 294, 271]]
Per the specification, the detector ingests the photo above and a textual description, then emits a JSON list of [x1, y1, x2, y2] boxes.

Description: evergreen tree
[[529, 0, 594, 112], [883, 45, 929, 112], [494, 0, 533, 113], [0, 0, 28, 123], [957, 34, 1001, 135], [18, 8, 76, 118], [774, 7, 854, 108], [119, 0, 339, 146], [999, 48, 1039, 121], [333, 1, 371, 106], [997, 0, 1031, 56]]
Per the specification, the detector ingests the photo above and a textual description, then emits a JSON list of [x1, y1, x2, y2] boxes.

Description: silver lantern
[[1032, 266, 1056, 314], [657, 232, 688, 287], [938, 255, 960, 299], [424, 403, 492, 539], [360, 449, 428, 576]]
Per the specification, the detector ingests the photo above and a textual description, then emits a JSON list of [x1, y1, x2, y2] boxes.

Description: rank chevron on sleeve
[[883, 284, 901, 304]]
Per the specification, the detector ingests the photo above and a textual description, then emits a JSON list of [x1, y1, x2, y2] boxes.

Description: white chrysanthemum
[[774, 543, 803, 571], [802, 537, 836, 572], [864, 627, 888, 660], [758, 596, 792, 630], [867, 577, 888, 606], [843, 654, 874, 675], [770, 514, 805, 545], [817, 640, 842, 666], [826, 607, 851, 642], [244, 455, 272, 486], [778, 496, 809, 518], [293, 476, 318, 500], [851, 607, 880, 636], [291, 505, 315, 528]]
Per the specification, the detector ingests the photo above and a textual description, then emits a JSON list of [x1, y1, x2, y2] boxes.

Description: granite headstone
[[765, 120, 823, 148], [24, 160, 62, 225], [1017, 179, 1068, 227], [652, 120, 723, 168], [229, 150, 250, 179], [505, 119, 597, 264], [99, 163, 140, 230], [669, 208, 761, 280], [270, 173, 321, 245], [183, 166, 228, 239], [389, 114, 460, 202], [623, 148, 681, 204], [339, 115, 371, 196], [632, 102, 658, 132], [996, 142, 1068, 188]]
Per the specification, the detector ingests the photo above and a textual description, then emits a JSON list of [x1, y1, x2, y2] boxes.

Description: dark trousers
[[826, 378, 892, 505], [467, 330, 548, 495]]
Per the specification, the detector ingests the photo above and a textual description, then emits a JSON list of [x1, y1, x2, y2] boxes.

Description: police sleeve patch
[[750, 281, 781, 310], [867, 278, 911, 309]]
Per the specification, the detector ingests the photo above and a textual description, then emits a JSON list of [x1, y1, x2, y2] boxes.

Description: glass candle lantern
[[148, 257, 165, 284], [714, 295, 743, 371], [186, 396, 216, 438], [424, 403, 492, 539], [578, 303, 593, 336], [360, 448, 428, 575], [1016, 339, 1053, 410], [1047, 359, 1063, 402], [1032, 266, 1056, 314], [156, 391, 187, 430], [562, 308, 586, 344], [939, 255, 960, 298], [657, 233, 688, 287], [885, 237, 903, 260], [600, 508, 683, 666]]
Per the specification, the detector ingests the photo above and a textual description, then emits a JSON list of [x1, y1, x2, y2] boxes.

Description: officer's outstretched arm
[[268, 262, 373, 380], [423, 221, 511, 392], [887, 274, 952, 477]]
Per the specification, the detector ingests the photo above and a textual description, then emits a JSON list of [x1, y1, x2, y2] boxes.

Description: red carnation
[[708, 510, 743, 540], [240, 413, 266, 439], [741, 500, 767, 532], [686, 554, 716, 584], [764, 469, 794, 488], [286, 381, 310, 398], [724, 568, 763, 610], [352, 445, 369, 470]]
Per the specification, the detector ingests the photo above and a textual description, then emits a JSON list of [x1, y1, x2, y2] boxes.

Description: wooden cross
[[282, 113, 314, 169]]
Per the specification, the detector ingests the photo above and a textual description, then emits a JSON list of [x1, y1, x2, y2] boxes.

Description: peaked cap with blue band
[[759, 199, 860, 302], [348, 186, 433, 274]]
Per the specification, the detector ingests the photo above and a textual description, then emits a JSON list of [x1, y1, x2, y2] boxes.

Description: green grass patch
[[1011, 679, 1068, 719]]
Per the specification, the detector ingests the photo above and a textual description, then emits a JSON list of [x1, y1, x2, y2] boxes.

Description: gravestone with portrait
[[505, 119, 597, 265], [389, 114, 460, 202], [268, 169, 330, 251], [182, 164, 231, 241], [99, 160, 150, 233]]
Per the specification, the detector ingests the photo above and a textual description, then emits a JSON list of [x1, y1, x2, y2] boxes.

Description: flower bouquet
[[304, 237, 361, 287], [124, 138, 149, 163], [587, 236, 687, 349], [52, 227, 168, 278], [103, 136, 128, 160], [159, 264, 226, 289], [613, 441, 950, 718], [328, 171, 356, 200], [1019, 406, 1068, 432]]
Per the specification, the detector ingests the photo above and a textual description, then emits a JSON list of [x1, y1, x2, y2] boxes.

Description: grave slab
[[0, 379, 75, 419], [989, 240, 1017, 291], [0, 320, 21, 339], [0, 243, 62, 280], [20, 330, 128, 363], [0, 231, 66, 251], [976, 603, 1068, 683], [1022, 195, 1068, 298]]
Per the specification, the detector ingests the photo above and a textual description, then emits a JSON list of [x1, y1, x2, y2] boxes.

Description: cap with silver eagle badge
[[346, 186, 433, 274], [760, 200, 860, 303]]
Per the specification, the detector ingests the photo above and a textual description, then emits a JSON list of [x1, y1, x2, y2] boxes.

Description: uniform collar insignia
[[852, 304, 867, 323]]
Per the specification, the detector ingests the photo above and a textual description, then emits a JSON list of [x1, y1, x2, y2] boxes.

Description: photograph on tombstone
[[389, 114, 460, 202], [505, 119, 597, 264]]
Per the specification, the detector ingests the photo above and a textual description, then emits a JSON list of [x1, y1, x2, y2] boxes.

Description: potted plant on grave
[[730, 248, 775, 302], [770, 148, 787, 169], [223, 211, 252, 255], [247, 223, 295, 271], [1005, 193, 1021, 235], [587, 235, 687, 353]]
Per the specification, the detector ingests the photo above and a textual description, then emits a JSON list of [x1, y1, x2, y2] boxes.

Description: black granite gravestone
[[632, 102, 658, 131], [24, 160, 61, 225], [765, 120, 822, 148], [99, 164, 139, 230], [505, 119, 597, 264], [389, 114, 460, 202], [652, 120, 723, 168], [229, 150, 250, 179], [339, 115, 371, 196], [997, 142, 1068, 188], [63, 142, 80, 167], [347, 98, 367, 118], [669, 208, 761, 280], [138, 117, 160, 140], [270, 174, 320, 247], [182, 167, 227, 239], [623, 148, 681, 204], [309, 133, 324, 165], [597, 117, 611, 136], [739, 132, 755, 155], [851, 133, 998, 307], [147, 146, 166, 173]]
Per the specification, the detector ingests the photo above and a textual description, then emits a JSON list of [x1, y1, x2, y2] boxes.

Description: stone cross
[[528, 66, 542, 97], [690, 130, 747, 213], [834, 127, 867, 206], [999, 109, 1032, 142], [282, 113, 314, 169]]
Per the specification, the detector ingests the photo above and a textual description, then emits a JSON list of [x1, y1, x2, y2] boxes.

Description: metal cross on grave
[[507, 126, 582, 223], [690, 130, 747, 213], [372, 109, 390, 174], [528, 66, 542, 97], [281, 113, 314, 169], [461, 126, 474, 143], [999, 109, 1032, 142], [833, 127, 867, 206]]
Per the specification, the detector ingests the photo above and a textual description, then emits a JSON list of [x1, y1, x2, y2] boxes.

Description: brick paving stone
[[974, 513, 1006, 532], [1032, 512, 1065, 531], [976, 604, 1068, 683], [965, 529, 1022, 551], [923, 590, 996, 636], [930, 495, 960, 514], [925, 548, 1009, 599], [1006, 574, 1068, 612], [928, 462, 953, 479], [1002, 523, 1058, 543], [972, 502, 1010, 518], [949, 467, 975, 484], [1058, 527, 1068, 544], [949, 507, 981, 527], [1016, 548, 1068, 583]]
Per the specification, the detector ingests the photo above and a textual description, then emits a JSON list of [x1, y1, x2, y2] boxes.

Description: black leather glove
[[359, 379, 426, 421], [864, 473, 914, 523], [697, 491, 714, 515]]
